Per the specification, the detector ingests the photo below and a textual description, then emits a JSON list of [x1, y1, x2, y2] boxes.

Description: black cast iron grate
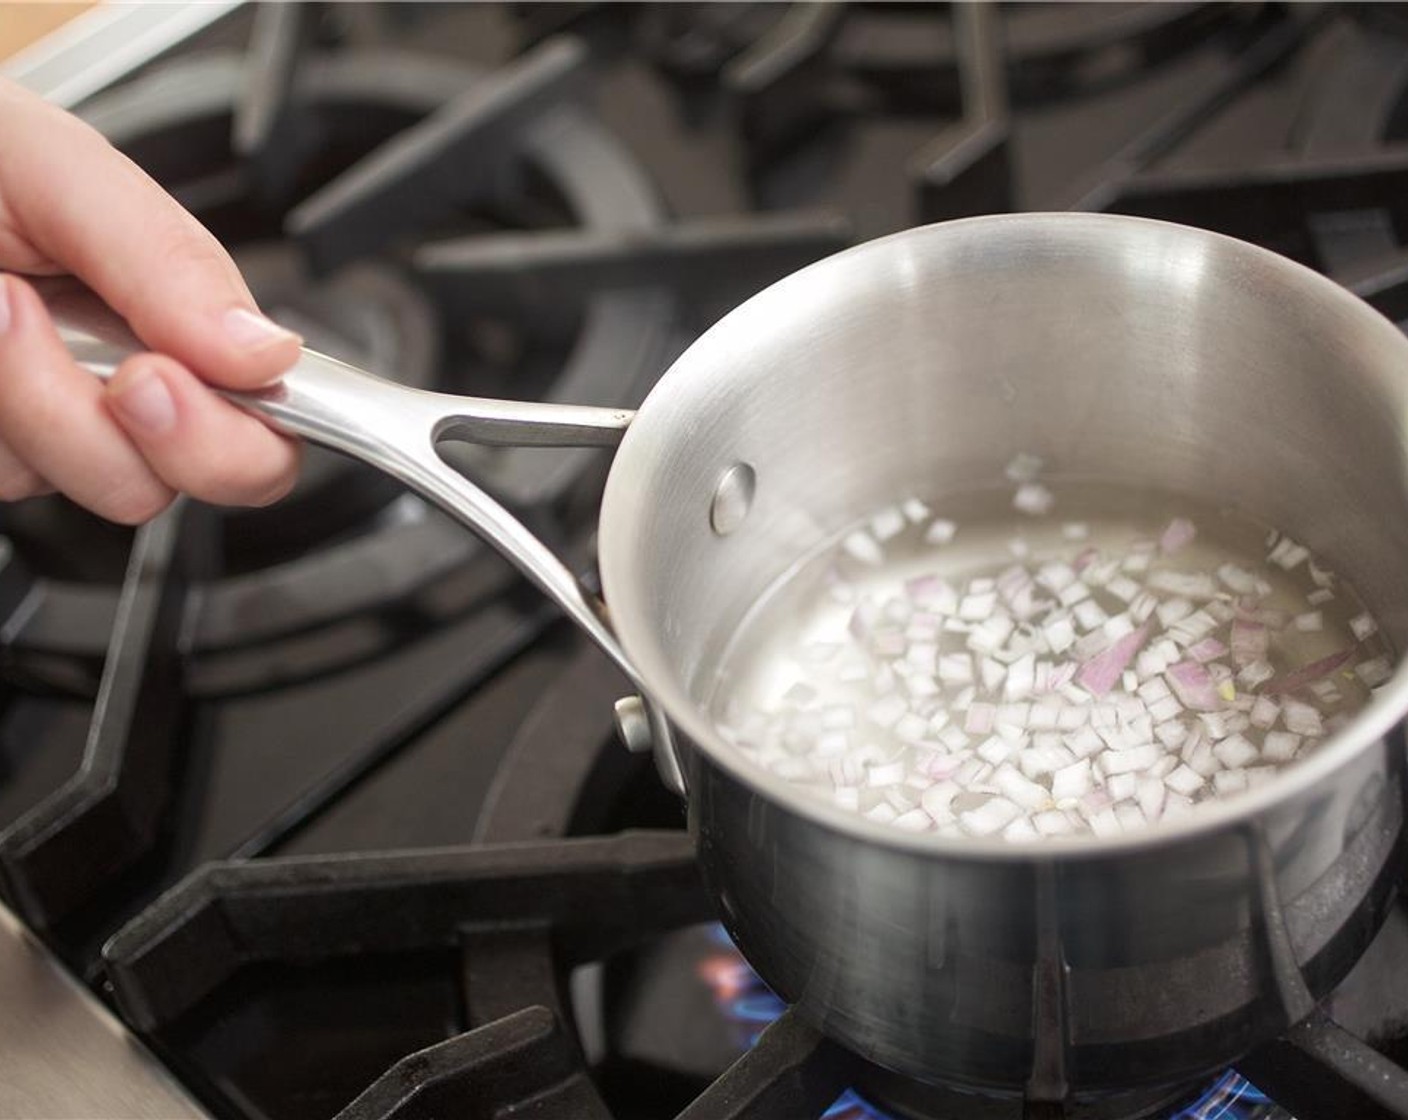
[[10, 3, 1408, 1120]]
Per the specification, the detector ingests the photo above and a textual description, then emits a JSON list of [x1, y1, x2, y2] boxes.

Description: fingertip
[[208, 306, 302, 389]]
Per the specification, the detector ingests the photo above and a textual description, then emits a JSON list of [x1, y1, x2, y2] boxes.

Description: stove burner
[[692, 922, 1290, 1120]]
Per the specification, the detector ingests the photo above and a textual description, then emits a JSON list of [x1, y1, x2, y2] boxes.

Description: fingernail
[[112, 367, 176, 435], [222, 307, 299, 352], [0, 277, 12, 335]]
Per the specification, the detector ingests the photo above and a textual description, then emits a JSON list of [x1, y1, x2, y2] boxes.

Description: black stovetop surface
[[6, 4, 1408, 1119]]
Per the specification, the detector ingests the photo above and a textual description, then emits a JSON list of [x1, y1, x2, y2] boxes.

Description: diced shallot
[[1165, 765, 1205, 796], [1013, 483, 1054, 515], [1265, 648, 1355, 695], [1166, 661, 1221, 712], [1356, 657, 1393, 688], [1076, 623, 1150, 697], [1350, 612, 1379, 641], [1262, 731, 1301, 762], [843, 530, 884, 565], [1102, 744, 1160, 775], [960, 797, 1022, 836]]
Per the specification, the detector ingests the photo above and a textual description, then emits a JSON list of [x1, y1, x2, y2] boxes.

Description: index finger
[[0, 78, 301, 390]]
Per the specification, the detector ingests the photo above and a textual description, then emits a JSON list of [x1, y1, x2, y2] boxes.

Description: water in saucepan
[[709, 473, 1395, 842]]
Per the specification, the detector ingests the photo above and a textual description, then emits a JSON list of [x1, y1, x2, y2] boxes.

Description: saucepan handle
[[38, 279, 686, 793]]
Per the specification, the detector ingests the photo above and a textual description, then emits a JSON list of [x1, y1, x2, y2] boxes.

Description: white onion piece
[[1217, 564, 1258, 594], [960, 797, 1022, 836], [1185, 741, 1219, 779], [1051, 758, 1092, 800], [1014, 483, 1055, 515], [1102, 744, 1159, 775], [1071, 599, 1108, 632], [1019, 743, 1075, 780], [1309, 679, 1341, 705], [1154, 720, 1187, 748], [1213, 769, 1248, 796], [833, 786, 861, 810], [1262, 731, 1301, 762], [1213, 734, 1258, 769], [1160, 518, 1197, 554], [884, 787, 918, 812], [995, 765, 1050, 811], [1308, 588, 1335, 606], [1066, 725, 1104, 758], [894, 713, 929, 742], [1237, 660, 1274, 688], [1165, 765, 1205, 796], [1034, 809, 1075, 836], [1005, 654, 1036, 700], [1136, 777, 1167, 821], [1147, 695, 1183, 723], [1115, 801, 1146, 831], [964, 702, 996, 734], [1122, 550, 1152, 574], [924, 519, 957, 545], [843, 530, 884, 565], [959, 592, 998, 620], [1293, 611, 1323, 632], [1063, 522, 1090, 541], [922, 782, 959, 816], [1148, 570, 1217, 598], [1166, 661, 1221, 712], [902, 498, 930, 523], [1187, 638, 1228, 663], [1029, 701, 1060, 730], [978, 735, 1015, 765], [1268, 538, 1310, 570], [1107, 576, 1140, 603], [938, 653, 974, 685], [1356, 657, 1392, 688], [938, 725, 970, 751], [1249, 696, 1280, 730], [1282, 700, 1324, 736], [1156, 598, 1193, 627], [871, 506, 906, 542], [892, 807, 933, 831], [1350, 612, 1379, 641]]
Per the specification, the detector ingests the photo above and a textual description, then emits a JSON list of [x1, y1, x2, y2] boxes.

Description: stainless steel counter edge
[[1, 2, 245, 110], [0, 904, 208, 1119]]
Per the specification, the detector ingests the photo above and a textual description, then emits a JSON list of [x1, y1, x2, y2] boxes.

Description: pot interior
[[600, 213, 1408, 806]]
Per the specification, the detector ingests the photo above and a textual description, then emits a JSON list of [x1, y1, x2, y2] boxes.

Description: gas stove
[[5, 4, 1408, 1119]]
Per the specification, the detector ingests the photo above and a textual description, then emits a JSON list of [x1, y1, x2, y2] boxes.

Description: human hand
[[0, 77, 303, 524]]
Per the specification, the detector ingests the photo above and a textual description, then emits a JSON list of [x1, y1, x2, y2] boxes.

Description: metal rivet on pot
[[613, 695, 654, 753], [710, 462, 756, 536]]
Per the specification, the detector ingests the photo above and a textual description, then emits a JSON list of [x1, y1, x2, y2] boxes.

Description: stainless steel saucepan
[[43, 213, 1408, 1097]]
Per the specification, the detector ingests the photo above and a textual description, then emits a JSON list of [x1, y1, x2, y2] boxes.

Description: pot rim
[[599, 211, 1408, 860]]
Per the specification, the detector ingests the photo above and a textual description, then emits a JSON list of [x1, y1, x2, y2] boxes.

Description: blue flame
[[697, 923, 1284, 1119]]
